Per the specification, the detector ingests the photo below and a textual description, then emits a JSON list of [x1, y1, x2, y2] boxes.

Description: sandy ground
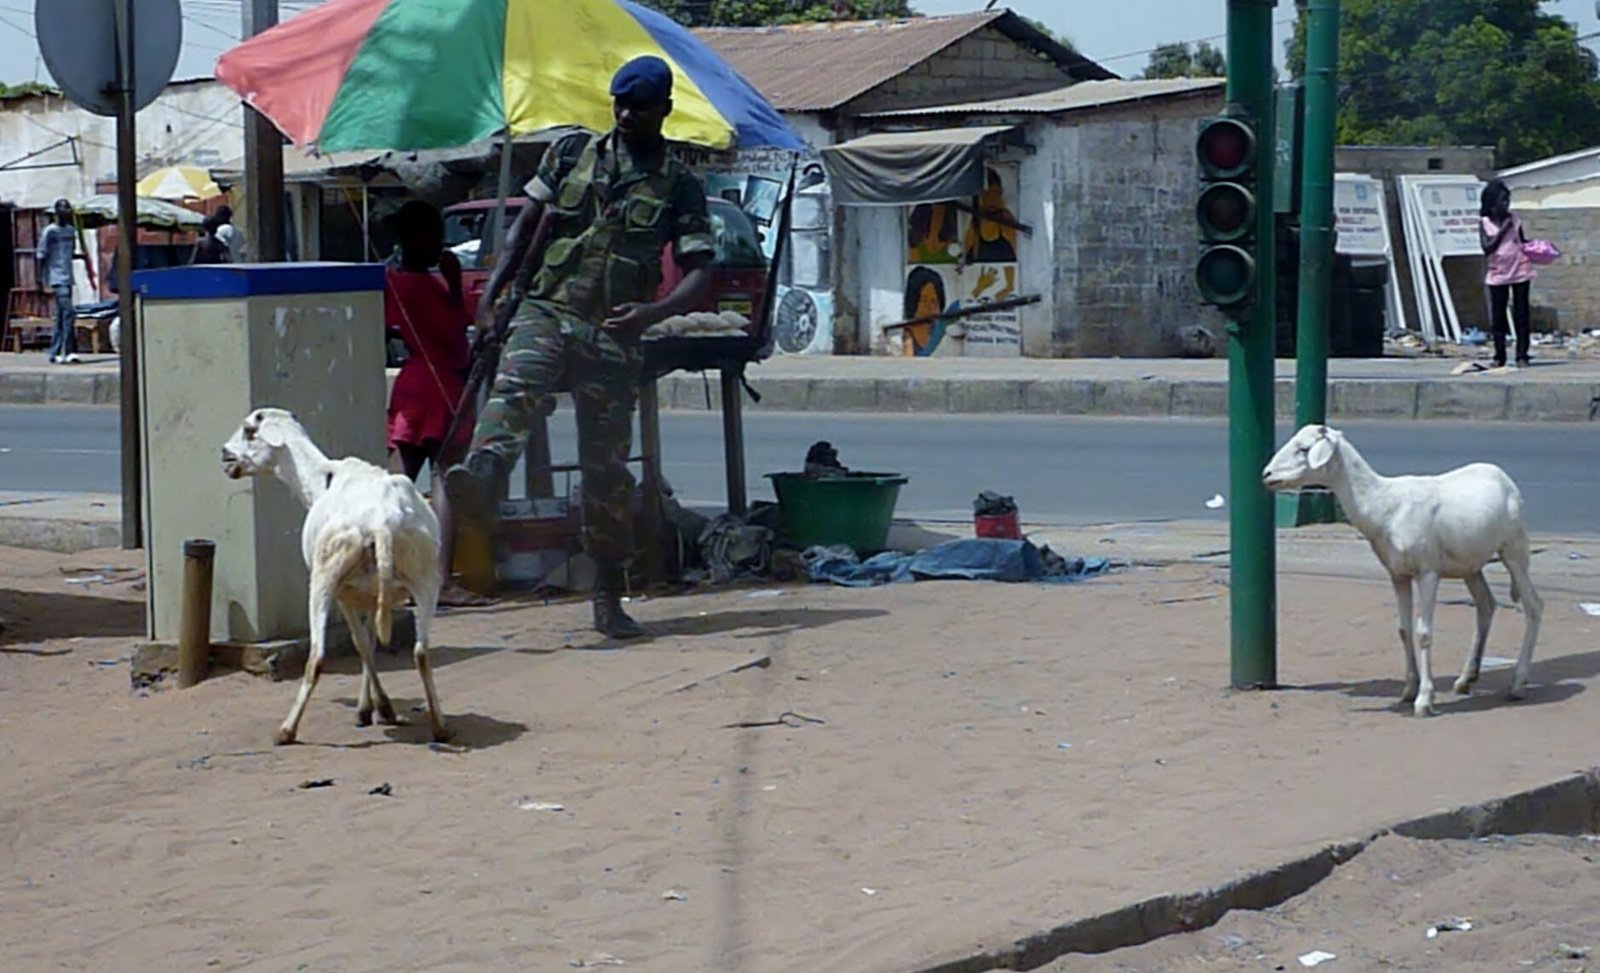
[[3, 542, 1600, 973], [1053, 833, 1600, 972]]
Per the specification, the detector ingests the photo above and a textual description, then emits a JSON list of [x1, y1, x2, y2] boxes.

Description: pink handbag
[[1521, 238, 1561, 265]]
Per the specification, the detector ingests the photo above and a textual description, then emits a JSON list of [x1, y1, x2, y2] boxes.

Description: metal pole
[[177, 539, 216, 689], [242, 0, 285, 261], [1287, 0, 1341, 527], [1227, 0, 1278, 689], [1294, 0, 1338, 433], [113, 0, 142, 549]]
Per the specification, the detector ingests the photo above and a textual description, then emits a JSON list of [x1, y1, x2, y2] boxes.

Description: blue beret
[[611, 55, 674, 104]]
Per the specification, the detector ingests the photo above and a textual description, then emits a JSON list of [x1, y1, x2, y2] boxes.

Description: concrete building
[[693, 9, 1117, 357], [0, 80, 245, 300], [827, 79, 1226, 358]]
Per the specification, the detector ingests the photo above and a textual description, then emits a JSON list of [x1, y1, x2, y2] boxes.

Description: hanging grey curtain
[[820, 126, 1016, 206]]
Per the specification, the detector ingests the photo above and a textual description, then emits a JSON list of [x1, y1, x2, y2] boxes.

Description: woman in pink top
[[1479, 179, 1535, 368]]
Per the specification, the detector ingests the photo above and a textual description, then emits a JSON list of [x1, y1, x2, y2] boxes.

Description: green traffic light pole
[[1226, 0, 1278, 689], [1284, 0, 1341, 527]]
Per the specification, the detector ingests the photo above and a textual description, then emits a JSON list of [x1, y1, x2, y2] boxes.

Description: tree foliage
[[0, 81, 51, 99], [1143, 41, 1227, 79], [636, 0, 913, 27], [1022, 17, 1078, 53], [1287, 0, 1600, 167]]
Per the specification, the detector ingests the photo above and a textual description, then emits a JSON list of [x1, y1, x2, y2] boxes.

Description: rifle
[[440, 205, 558, 455]]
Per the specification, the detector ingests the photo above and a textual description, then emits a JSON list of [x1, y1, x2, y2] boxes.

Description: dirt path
[[3, 545, 1599, 972]]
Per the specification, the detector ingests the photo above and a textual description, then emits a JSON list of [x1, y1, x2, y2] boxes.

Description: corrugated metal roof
[[694, 12, 1113, 113], [862, 78, 1225, 118]]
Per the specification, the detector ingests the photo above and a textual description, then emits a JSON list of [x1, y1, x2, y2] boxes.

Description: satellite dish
[[36, 0, 183, 117]]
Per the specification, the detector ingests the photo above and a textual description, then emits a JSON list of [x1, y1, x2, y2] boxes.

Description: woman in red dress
[[384, 201, 485, 606]]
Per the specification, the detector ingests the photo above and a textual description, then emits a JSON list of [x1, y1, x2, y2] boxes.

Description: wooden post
[[177, 539, 216, 689], [637, 378, 665, 585], [720, 366, 748, 518]]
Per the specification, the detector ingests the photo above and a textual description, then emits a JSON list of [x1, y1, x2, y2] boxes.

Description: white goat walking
[[1263, 424, 1542, 717], [221, 408, 449, 744]]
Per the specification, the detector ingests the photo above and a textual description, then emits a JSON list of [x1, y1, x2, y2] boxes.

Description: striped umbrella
[[214, 0, 802, 152], [136, 165, 224, 201]]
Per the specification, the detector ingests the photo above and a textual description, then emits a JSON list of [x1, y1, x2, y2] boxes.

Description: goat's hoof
[[356, 708, 374, 727], [1506, 687, 1527, 702], [377, 701, 399, 725], [1400, 688, 1420, 705], [431, 725, 455, 744], [1452, 677, 1476, 696], [274, 727, 298, 746], [1412, 701, 1437, 718]]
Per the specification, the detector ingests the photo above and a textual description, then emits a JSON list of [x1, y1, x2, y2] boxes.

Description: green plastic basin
[[766, 471, 908, 555]]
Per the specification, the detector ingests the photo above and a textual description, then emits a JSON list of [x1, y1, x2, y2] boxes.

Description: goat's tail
[[374, 529, 396, 648]]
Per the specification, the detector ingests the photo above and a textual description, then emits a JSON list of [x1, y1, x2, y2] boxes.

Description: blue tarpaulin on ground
[[805, 538, 1111, 588]]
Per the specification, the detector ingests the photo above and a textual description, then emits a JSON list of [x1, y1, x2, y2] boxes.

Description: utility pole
[[242, 0, 285, 261], [113, 0, 141, 548], [1287, 0, 1340, 525], [1224, 0, 1278, 688]]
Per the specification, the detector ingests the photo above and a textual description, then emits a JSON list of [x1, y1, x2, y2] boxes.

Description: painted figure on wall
[[902, 265, 954, 356], [900, 163, 1023, 357], [965, 167, 1019, 302], [907, 202, 959, 265]]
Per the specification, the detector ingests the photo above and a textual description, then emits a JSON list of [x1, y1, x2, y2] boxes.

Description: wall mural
[[700, 156, 834, 356], [901, 163, 1022, 357]]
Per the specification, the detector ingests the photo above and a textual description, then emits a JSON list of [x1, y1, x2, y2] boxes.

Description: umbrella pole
[[362, 186, 371, 260], [489, 127, 514, 266]]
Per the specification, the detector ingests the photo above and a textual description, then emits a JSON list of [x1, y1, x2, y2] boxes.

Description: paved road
[[2, 406, 1597, 533]]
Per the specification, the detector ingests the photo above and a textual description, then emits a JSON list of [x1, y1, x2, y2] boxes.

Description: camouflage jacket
[[524, 129, 713, 326]]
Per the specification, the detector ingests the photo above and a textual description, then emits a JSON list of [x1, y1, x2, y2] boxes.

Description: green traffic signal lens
[[1197, 245, 1256, 307], [1197, 183, 1256, 242]]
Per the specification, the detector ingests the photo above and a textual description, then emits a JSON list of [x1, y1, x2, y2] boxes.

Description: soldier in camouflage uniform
[[445, 56, 713, 639]]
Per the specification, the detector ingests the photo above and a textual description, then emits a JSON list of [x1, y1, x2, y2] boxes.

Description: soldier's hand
[[604, 302, 658, 337]]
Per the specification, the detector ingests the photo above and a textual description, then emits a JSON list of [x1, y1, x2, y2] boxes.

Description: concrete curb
[[5, 366, 1600, 421], [0, 508, 121, 554], [659, 373, 1600, 423], [910, 769, 1600, 973]]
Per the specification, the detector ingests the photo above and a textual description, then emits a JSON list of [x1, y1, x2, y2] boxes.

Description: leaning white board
[[1333, 173, 1409, 340], [1397, 175, 1486, 345]]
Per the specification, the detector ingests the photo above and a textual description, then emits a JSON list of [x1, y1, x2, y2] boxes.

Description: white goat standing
[[1262, 424, 1542, 717], [221, 408, 449, 744]]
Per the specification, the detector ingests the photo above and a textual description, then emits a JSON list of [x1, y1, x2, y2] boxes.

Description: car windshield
[[442, 210, 483, 248], [709, 199, 767, 268]]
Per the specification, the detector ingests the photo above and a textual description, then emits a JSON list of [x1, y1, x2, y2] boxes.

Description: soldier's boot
[[443, 451, 507, 576], [593, 564, 646, 641]]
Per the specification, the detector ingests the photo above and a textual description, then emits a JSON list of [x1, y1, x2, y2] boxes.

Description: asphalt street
[[1, 405, 1596, 533]]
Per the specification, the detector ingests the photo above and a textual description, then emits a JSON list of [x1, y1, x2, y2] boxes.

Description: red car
[[442, 196, 770, 335]]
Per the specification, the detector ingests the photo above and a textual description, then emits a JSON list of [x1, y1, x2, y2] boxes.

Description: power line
[[1089, 18, 1298, 66], [0, 9, 34, 39]]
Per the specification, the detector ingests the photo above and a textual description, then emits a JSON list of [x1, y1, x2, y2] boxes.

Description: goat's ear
[[258, 422, 286, 448], [1307, 434, 1336, 471]]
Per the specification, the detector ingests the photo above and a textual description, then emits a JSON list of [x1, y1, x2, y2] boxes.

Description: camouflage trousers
[[469, 300, 640, 566]]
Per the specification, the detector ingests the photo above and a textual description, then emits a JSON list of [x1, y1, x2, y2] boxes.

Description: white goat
[[221, 408, 449, 744], [1262, 424, 1542, 717]]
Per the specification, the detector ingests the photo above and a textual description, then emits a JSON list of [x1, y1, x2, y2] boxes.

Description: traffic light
[[1196, 114, 1260, 311]]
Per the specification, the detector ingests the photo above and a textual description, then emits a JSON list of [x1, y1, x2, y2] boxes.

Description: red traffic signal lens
[[1197, 118, 1256, 180], [1197, 183, 1256, 242], [1197, 245, 1256, 307]]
